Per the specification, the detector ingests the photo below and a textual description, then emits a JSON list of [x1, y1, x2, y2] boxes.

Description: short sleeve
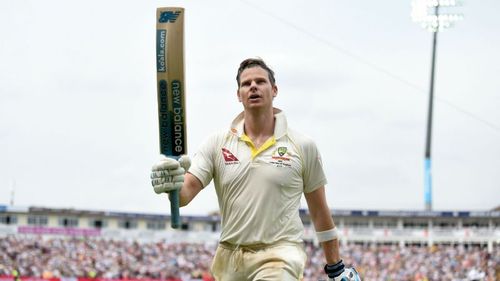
[[189, 135, 218, 188], [301, 139, 328, 193]]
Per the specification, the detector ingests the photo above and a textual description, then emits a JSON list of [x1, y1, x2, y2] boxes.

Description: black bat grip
[[168, 155, 181, 229], [169, 190, 181, 228]]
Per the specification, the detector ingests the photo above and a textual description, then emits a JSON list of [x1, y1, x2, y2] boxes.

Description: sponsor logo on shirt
[[270, 146, 292, 167], [222, 148, 239, 165]]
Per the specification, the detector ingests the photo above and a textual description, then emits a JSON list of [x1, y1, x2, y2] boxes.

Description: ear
[[237, 89, 242, 102], [272, 85, 278, 98]]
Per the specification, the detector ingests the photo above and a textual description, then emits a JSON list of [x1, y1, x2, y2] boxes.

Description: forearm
[[179, 188, 196, 207], [306, 189, 360, 280], [178, 172, 203, 207], [305, 186, 342, 264], [312, 213, 341, 264], [320, 237, 341, 264]]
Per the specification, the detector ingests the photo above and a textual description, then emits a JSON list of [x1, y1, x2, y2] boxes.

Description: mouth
[[249, 94, 261, 100]]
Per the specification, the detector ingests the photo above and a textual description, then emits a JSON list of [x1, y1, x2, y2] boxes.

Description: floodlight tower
[[10, 179, 16, 206], [411, 0, 463, 211]]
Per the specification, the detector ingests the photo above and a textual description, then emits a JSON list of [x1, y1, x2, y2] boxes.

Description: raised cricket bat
[[156, 7, 187, 229]]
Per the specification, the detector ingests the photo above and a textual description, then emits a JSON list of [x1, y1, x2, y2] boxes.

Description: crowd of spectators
[[304, 242, 498, 281], [0, 235, 498, 281]]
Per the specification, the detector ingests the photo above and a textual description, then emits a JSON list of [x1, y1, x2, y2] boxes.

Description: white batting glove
[[325, 260, 361, 281], [151, 155, 191, 194], [331, 268, 361, 281]]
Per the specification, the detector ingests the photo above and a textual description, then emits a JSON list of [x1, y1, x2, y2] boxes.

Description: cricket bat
[[156, 7, 187, 229]]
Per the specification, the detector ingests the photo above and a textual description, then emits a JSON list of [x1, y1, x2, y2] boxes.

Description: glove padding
[[325, 260, 361, 281], [331, 268, 361, 281], [151, 155, 191, 194]]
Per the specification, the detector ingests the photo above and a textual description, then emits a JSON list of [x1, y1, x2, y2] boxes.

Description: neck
[[243, 107, 275, 142]]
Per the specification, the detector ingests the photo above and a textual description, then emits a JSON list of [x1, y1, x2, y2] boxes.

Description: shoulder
[[286, 127, 317, 149], [285, 128, 323, 166], [200, 129, 236, 149], [209, 129, 230, 141]]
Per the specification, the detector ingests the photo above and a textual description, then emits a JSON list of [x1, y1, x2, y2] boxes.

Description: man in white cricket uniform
[[151, 58, 361, 281], [191, 109, 325, 246]]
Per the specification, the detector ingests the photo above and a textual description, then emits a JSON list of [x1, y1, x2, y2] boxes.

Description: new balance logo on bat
[[159, 11, 181, 23]]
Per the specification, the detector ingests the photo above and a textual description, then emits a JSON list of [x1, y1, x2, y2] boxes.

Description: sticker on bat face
[[159, 11, 181, 23]]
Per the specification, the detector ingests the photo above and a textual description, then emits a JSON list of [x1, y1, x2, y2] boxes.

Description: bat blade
[[156, 7, 187, 229]]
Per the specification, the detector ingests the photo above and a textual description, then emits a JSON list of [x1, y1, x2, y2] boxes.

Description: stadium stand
[[0, 205, 499, 280]]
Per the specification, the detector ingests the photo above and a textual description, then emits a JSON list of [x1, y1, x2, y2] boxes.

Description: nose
[[249, 80, 258, 90]]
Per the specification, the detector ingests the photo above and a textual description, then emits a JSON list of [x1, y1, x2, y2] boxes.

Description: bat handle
[[169, 190, 181, 229], [166, 155, 181, 229]]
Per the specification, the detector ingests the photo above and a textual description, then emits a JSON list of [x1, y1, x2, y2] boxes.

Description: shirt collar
[[229, 107, 288, 139]]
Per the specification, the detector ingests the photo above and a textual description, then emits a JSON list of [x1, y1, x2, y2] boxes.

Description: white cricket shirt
[[189, 109, 327, 245]]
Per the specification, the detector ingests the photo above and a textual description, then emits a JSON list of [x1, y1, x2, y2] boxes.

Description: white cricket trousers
[[210, 241, 307, 281]]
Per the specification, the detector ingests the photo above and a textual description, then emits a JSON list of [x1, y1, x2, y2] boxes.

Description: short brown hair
[[236, 58, 276, 88]]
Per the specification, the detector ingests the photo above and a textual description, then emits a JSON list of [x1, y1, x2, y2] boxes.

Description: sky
[[0, 0, 499, 216]]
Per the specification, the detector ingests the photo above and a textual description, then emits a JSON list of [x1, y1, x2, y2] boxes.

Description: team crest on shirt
[[272, 147, 290, 161], [222, 148, 239, 165], [270, 146, 291, 167]]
